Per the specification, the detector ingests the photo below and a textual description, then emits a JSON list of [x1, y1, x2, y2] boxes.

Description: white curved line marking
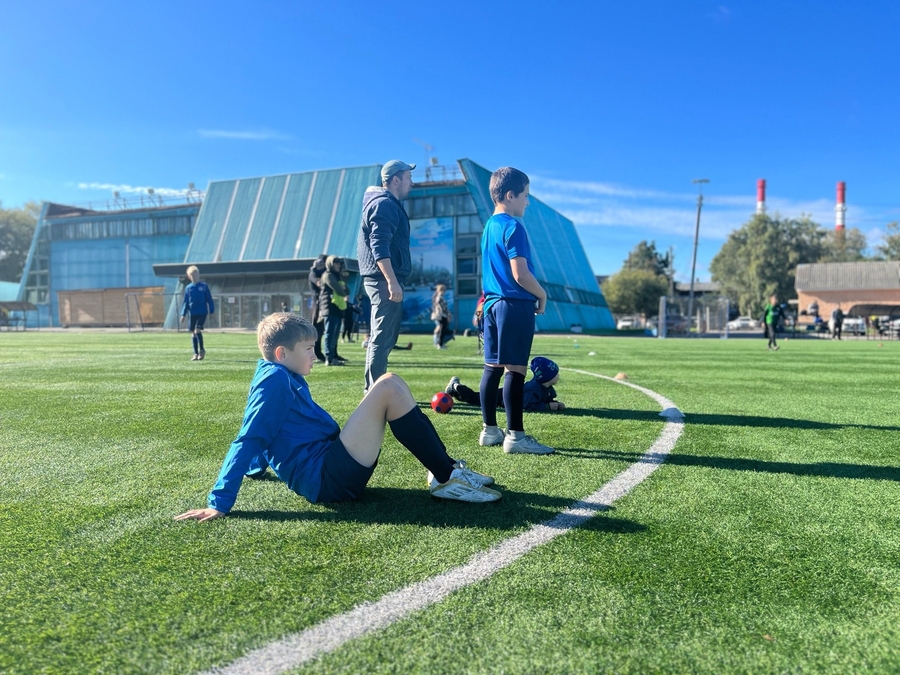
[[205, 372, 684, 675]]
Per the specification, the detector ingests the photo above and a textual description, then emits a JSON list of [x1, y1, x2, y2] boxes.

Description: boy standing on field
[[478, 167, 553, 454], [175, 314, 499, 522], [180, 265, 214, 361]]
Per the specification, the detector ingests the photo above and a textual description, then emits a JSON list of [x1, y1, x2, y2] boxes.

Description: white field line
[[204, 372, 684, 675]]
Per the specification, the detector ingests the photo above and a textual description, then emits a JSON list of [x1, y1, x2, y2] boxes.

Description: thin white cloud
[[533, 176, 896, 242], [78, 182, 191, 198], [198, 128, 291, 141]]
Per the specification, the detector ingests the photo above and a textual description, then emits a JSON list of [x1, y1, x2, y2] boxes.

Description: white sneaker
[[503, 433, 555, 455], [429, 467, 501, 502], [451, 459, 494, 486], [479, 425, 505, 447], [445, 376, 460, 397]]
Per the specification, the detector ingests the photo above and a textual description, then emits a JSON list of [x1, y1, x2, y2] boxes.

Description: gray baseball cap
[[381, 159, 416, 184]]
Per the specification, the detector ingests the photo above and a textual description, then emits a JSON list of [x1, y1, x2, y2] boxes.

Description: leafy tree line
[[603, 219, 900, 319], [0, 202, 40, 282]]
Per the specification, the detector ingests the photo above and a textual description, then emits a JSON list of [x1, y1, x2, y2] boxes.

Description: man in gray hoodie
[[357, 159, 415, 392]]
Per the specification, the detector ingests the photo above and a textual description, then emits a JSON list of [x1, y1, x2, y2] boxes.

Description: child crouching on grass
[[176, 314, 499, 523], [445, 357, 565, 413]]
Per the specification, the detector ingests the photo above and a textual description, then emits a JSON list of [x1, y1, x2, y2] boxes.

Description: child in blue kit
[[175, 314, 499, 522], [180, 265, 215, 361], [478, 167, 553, 455], [445, 357, 565, 412]]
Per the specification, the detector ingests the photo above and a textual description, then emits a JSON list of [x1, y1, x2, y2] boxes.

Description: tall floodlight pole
[[687, 178, 709, 334]]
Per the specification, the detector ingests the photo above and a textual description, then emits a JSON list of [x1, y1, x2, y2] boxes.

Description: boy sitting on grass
[[445, 357, 565, 412], [176, 314, 499, 523]]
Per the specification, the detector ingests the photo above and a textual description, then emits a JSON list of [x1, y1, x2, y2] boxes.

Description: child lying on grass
[[444, 357, 565, 413]]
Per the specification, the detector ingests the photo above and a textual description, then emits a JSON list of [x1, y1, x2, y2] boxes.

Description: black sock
[[192, 334, 199, 354], [198, 333, 205, 351], [388, 407, 455, 484], [503, 371, 526, 432], [480, 366, 504, 426]]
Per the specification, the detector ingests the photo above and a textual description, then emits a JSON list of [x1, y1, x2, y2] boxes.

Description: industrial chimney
[[756, 179, 766, 214], [835, 181, 846, 230]]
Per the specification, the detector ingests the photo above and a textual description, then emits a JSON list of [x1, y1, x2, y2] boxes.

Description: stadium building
[[18, 201, 200, 327], [20, 159, 614, 332], [153, 159, 614, 332]]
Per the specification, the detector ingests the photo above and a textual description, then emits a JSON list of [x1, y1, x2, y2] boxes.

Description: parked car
[[726, 316, 760, 330], [617, 316, 638, 330], [842, 317, 865, 335], [647, 314, 689, 334]]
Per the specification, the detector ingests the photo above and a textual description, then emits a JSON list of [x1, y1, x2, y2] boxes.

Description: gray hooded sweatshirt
[[356, 187, 411, 284]]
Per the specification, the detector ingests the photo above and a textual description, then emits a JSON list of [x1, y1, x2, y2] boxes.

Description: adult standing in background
[[830, 304, 844, 340], [431, 284, 452, 349], [308, 255, 327, 362], [762, 293, 783, 351], [319, 255, 350, 366], [357, 159, 415, 392]]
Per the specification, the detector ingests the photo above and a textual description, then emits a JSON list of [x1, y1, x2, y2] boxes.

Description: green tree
[[623, 240, 671, 277], [710, 213, 824, 317], [819, 227, 869, 262], [876, 221, 900, 260], [601, 268, 669, 317], [0, 202, 40, 282]]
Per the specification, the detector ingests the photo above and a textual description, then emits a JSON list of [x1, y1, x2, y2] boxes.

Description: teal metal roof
[[184, 165, 382, 263]]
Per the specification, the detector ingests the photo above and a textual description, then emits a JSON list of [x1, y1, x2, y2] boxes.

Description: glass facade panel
[[408, 197, 433, 219], [458, 278, 479, 296], [457, 258, 476, 275]]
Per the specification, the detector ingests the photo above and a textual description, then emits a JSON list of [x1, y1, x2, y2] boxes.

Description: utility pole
[[687, 178, 709, 334]]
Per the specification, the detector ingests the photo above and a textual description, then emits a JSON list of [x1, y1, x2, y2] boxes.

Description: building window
[[458, 278, 480, 296], [457, 258, 476, 275], [407, 197, 434, 219]]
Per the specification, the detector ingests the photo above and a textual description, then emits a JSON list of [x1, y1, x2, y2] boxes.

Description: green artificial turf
[[0, 331, 898, 674]]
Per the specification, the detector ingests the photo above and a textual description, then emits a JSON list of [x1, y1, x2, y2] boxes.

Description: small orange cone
[[614, 372, 628, 380]]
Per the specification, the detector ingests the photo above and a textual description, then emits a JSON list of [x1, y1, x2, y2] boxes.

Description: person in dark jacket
[[444, 357, 565, 412], [180, 265, 215, 361], [342, 295, 362, 343], [357, 159, 415, 391], [308, 255, 327, 362], [319, 255, 350, 366]]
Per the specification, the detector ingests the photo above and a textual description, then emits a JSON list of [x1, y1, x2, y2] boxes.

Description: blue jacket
[[523, 379, 557, 412], [356, 187, 411, 283], [181, 281, 214, 317], [207, 360, 341, 512]]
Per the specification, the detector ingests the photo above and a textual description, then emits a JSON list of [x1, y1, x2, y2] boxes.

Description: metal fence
[[125, 292, 319, 331]]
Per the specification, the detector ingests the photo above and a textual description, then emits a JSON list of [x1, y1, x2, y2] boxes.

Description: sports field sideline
[[1, 331, 898, 674]]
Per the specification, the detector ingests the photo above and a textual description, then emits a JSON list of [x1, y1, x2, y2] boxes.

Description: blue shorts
[[483, 298, 535, 367], [314, 435, 377, 503], [189, 314, 207, 332]]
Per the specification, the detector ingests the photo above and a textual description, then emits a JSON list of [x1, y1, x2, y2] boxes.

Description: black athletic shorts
[[189, 314, 207, 332], [314, 435, 377, 503]]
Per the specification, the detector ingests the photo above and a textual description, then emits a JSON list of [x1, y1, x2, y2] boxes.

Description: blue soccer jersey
[[481, 213, 537, 312], [207, 360, 340, 512]]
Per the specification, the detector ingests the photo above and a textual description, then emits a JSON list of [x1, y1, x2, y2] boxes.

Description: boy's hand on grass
[[174, 508, 224, 522], [549, 401, 566, 411]]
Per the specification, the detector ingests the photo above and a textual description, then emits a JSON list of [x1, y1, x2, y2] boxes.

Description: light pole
[[687, 178, 709, 334]]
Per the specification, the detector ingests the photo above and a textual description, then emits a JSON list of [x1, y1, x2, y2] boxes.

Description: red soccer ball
[[431, 392, 454, 413]]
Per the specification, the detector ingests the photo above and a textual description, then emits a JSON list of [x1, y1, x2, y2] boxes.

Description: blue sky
[[2, 1, 899, 281]]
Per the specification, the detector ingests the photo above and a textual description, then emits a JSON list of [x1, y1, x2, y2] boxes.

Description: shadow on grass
[[563, 407, 900, 432], [229, 486, 646, 534], [557, 446, 900, 482]]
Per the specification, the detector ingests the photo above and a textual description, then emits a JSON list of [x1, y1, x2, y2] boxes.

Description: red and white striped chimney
[[756, 179, 766, 214], [835, 181, 846, 230]]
